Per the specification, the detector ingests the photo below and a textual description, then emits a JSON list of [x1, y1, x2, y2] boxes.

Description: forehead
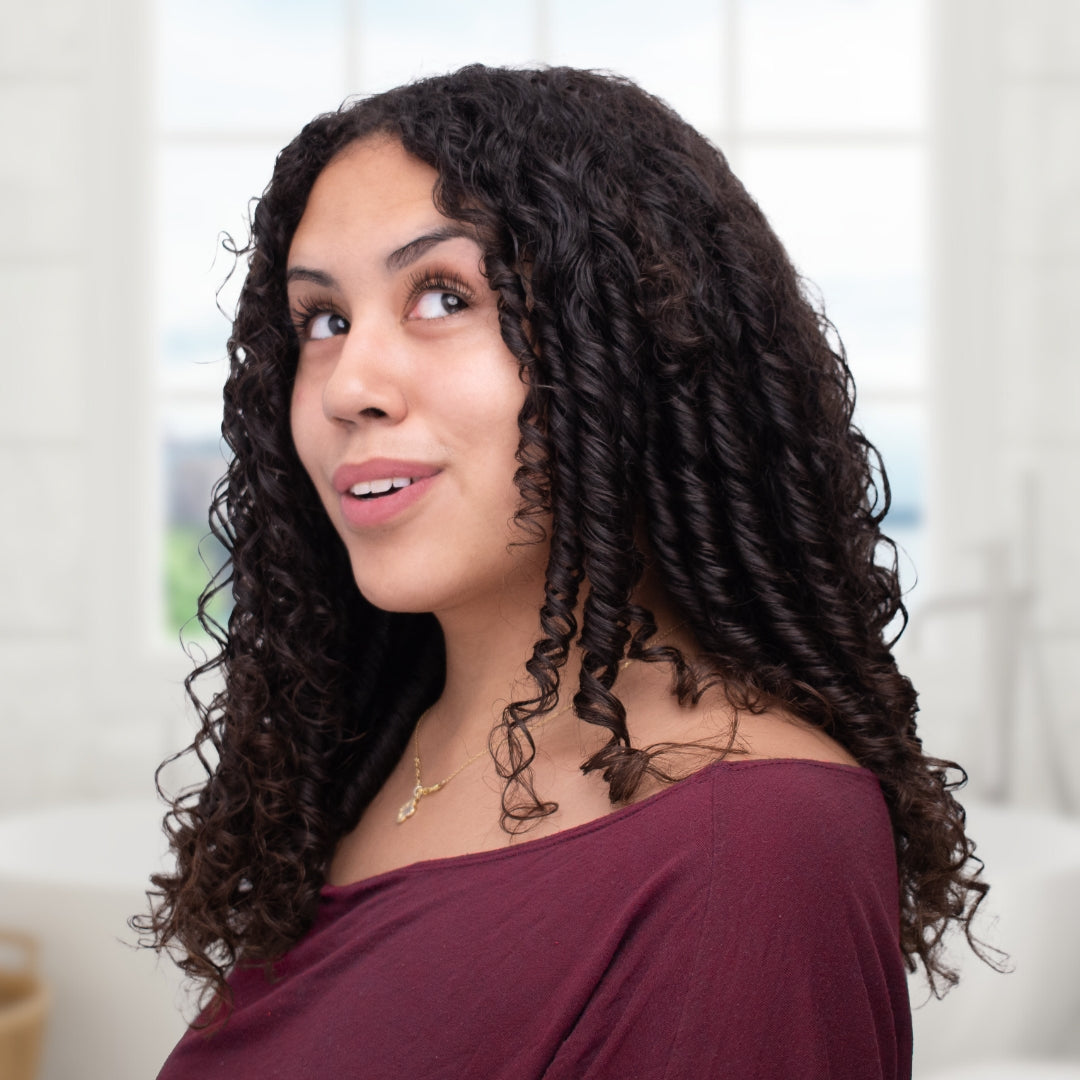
[[289, 137, 445, 257]]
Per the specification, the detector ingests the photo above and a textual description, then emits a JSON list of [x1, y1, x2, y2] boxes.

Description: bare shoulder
[[728, 706, 860, 768], [623, 681, 859, 771]]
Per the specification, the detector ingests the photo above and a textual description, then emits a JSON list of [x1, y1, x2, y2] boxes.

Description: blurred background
[[0, 0, 1077, 1077]]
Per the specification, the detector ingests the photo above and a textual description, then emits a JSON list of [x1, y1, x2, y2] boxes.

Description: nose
[[321, 314, 408, 425]]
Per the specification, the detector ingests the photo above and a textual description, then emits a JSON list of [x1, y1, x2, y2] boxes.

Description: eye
[[403, 268, 476, 322], [290, 294, 349, 342], [309, 311, 350, 340], [407, 289, 468, 321]]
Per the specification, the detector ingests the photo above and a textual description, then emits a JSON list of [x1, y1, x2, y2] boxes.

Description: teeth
[[348, 477, 416, 498]]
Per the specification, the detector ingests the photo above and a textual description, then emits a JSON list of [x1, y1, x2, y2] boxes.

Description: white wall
[[0, 0, 1077, 816], [906, 0, 1080, 812], [0, 2, 1078, 1076], [0, 0, 187, 814]]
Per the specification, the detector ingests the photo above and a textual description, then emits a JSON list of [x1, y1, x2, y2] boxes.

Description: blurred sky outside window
[[156, 0, 928, 638]]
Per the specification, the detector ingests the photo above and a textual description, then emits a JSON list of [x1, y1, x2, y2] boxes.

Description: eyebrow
[[286, 224, 476, 289], [385, 224, 475, 271], [286, 266, 338, 287]]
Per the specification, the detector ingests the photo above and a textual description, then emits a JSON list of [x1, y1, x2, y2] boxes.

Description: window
[[156, 0, 928, 636]]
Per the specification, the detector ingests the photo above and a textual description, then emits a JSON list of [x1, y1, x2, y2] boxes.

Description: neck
[[430, 583, 562, 751], [424, 571, 690, 756]]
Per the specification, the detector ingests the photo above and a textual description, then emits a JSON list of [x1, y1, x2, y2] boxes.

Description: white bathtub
[[2, 796, 1078, 1079], [0, 800, 190, 1080], [911, 799, 1080, 1075]]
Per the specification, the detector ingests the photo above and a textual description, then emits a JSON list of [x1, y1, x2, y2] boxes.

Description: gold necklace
[[396, 699, 574, 823], [395, 623, 687, 824]]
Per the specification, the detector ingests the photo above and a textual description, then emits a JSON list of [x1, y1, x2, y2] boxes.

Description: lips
[[332, 458, 442, 494], [332, 458, 442, 528]]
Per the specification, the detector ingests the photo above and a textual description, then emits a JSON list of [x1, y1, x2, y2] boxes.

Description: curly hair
[[135, 64, 990, 1017]]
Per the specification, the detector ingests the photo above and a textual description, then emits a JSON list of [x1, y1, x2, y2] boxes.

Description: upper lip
[[332, 458, 443, 494]]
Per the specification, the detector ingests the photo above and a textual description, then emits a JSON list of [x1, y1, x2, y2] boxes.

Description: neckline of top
[[319, 756, 877, 902]]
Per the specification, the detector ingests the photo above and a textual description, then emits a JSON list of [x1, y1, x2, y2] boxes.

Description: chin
[[350, 575, 445, 616], [346, 556, 473, 616], [347, 546, 549, 619]]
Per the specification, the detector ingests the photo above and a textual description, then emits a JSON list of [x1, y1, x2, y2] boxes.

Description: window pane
[[158, 143, 280, 384], [737, 145, 925, 393], [158, 144, 273, 636], [157, 0, 347, 132], [153, 0, 931, 638], [737, 0, 926, 131], [855, 400, 926, 604], [162, 404, 231, 637], [358, 1, 537, 93], [549, 0, 726, 136]]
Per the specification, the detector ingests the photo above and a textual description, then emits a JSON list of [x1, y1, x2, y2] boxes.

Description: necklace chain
[[395, 624, 685, 824], [396, 700, 574, 823]]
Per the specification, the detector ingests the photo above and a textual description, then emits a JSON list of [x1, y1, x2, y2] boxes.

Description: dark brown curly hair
[[136, 64, 990, 1016]]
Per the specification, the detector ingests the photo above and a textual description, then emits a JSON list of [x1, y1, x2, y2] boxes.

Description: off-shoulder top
[[157, 758, 912, 1079]]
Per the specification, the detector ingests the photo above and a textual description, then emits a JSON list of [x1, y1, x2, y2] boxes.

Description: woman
[[145, 65, 988, 1078]]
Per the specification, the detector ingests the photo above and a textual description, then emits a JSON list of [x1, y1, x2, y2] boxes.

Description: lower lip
[[338, 473, 439, 528]]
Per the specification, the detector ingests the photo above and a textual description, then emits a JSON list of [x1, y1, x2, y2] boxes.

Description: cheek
[[460, 382, 527, 486], [462, 351, 526, 431], [289, 378, 321, 475]]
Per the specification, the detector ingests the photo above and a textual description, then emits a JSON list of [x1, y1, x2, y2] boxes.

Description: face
[[288, 137, 545, 618]]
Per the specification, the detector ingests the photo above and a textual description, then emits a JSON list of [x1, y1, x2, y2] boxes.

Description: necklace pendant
[[396, 783, 424, 824]]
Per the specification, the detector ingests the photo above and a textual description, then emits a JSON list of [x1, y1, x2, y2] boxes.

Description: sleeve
[[662, 764, 913, 1080]]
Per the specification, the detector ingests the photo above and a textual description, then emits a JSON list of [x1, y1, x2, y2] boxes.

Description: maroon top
[[158, 759, 912, 1079]]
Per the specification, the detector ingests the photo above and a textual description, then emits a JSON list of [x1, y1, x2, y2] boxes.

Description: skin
[[288, 137, 857, 885]]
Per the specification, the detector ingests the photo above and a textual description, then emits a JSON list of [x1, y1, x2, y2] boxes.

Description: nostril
[[360, 406, 390, 420]]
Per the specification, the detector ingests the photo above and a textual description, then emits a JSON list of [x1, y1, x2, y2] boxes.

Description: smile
[[337, 471, 440, 528], [348, 477, 417, 500]]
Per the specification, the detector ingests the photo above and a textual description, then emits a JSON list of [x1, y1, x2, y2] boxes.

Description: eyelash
[[289, 293, 342, 338], [404, 268, 477, 314], [288, 269, 477, 339]]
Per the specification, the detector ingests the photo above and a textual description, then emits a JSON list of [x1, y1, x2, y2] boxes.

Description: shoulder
[[687, 757, 901, 974], [728, 704, 861, 767], [621, 750, 896, 904], [702, 756, 894, 873], [616, 698, 865, 820], [665, 760, 912, 1080], [622, 671, 860, 773]]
